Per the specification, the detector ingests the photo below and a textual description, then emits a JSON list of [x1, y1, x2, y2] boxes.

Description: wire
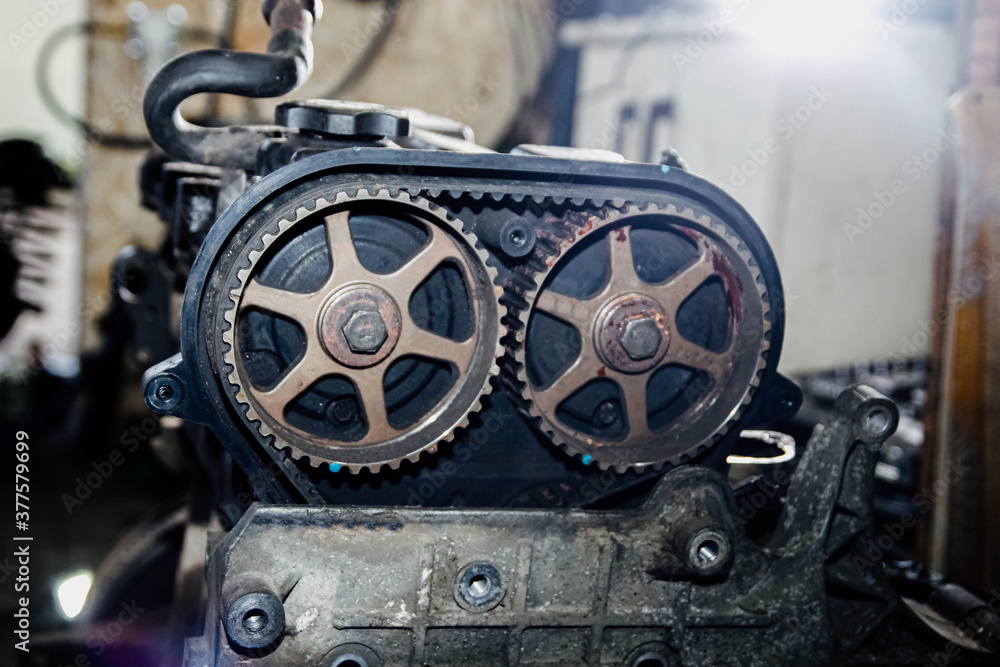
[[320, 0, 402, 99], [573, 12, 666, 106], [35, 21, 221, 151]]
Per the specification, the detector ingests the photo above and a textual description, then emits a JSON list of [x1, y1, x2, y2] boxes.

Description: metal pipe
[[143, 0, 322, 168]]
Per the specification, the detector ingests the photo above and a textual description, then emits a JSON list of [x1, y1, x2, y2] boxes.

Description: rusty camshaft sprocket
[[501, 201, 771, 473], [220, 188, 503, 473]]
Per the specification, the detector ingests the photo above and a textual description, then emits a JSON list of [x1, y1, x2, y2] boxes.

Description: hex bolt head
[[342, 310, 388, 354], [145, 374, 183, 414], [618, 317, 662, 361], [327, 398, 357, 424]]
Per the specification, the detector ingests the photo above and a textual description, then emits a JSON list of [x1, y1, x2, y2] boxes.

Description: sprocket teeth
[[500, 200, 773, 474], [220, 187, 503, 474]]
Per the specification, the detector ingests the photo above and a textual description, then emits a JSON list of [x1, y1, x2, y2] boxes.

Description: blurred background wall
[[565, 4, 958, 372], [1, 0, 87, 158]]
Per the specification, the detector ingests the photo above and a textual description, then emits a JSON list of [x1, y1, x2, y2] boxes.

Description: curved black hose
[[143, 0, 320, 168]]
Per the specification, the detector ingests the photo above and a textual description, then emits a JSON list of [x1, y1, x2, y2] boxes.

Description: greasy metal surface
[[184, 386, 991, 666], [503, 205, 769, 473]]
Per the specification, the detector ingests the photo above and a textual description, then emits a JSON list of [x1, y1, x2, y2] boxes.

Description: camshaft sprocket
[[220, 188, 503, 473], [502, 201, 771, 473]]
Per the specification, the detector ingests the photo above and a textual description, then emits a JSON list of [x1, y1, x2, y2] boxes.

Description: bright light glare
[[740, 0, 877, 57], [56, 571, 93, 619]]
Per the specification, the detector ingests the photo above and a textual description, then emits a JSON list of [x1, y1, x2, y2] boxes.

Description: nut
[[619, 317, 662, 361], [342, 310, 388, 354]]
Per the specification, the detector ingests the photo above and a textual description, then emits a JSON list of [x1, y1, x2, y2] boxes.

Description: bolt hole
[[242, 609, 267, 633], [334, 660, 365, 667], [864, 406, 892, 437], [776, 390, 796, 413], [633, 654, 669, 667], [468, 574, 490, 597], [510, 229, 526, 245], [456, 563, 503, 609], [696, 539, 719, 564]]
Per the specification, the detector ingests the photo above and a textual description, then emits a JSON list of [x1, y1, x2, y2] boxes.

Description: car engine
[[102, 1, 1000, 665]]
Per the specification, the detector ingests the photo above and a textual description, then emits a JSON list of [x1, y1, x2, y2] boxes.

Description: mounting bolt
[[145, 374, 183, 414], [595, 401, 618, 427], [498, 219, 536, 258], [327, 398, 357, 424], [342, 310, 388, 354], [619, 317, 662, 361]]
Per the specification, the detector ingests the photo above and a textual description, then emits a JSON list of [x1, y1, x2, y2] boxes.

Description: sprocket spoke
[[354, 367, 402, 442], [534, 290, 595, 333], [381, 224, 464, 305], [534, 346, 603, 414], [238, 278, 317, 328], [607, 226, 643, 291], [666, 336, 732, 379], [325, 210, 367, 282], [398, 324, 477, 374], [614, 372, 651, 439], [650, 247, 716, 317], [256, 345, 330, 418]]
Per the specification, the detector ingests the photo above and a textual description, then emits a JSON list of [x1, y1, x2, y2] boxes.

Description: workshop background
[[1, 0, 998, 664]]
